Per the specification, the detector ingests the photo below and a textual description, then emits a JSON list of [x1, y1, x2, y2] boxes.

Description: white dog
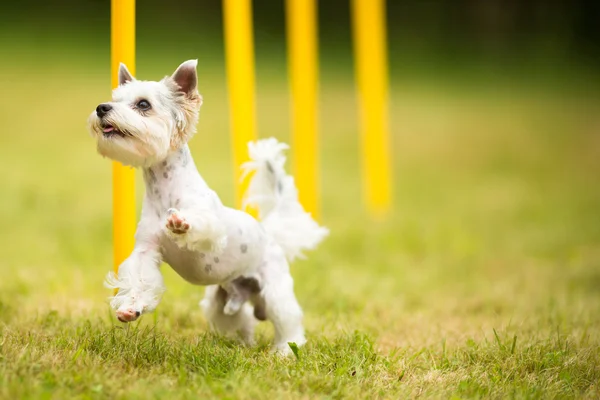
[[87, 60, 328, 355]]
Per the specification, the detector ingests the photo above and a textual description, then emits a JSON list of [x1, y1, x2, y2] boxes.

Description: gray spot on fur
[[266, 161, 274, 173], [145, 168, 157, 184], [254, 305, 267, 321], [221, 277, 263, 318], [240, 244, 248, 253], [163, 172, 169, 179], [216, 286, 227, 301], [238, 228, 243, 235], [233, 276, 261, 293], [205, 264, 212, 273], [143, 170, 153, 193], [175, 198, 181, 207], [170, 109, 178, 122], [162, 161, 168, 167], [214, 257, 219, 263], [241, 281, 267, 321], [180, 149, 189, 167], [199, 253, 205, 258], [277, 181, 283, 194]]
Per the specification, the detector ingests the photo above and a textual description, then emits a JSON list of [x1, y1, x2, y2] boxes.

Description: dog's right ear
[[118, 63, 135, 86]]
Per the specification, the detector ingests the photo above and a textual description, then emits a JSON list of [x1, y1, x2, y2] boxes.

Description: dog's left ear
[[171, 60, 198, 97]]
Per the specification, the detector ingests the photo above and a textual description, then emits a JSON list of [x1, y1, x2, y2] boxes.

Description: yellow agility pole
[[286, 0, 319, 218], [223, 0, 257, 211], [351, 0, 391, 217], [111, 0, 136, 273]]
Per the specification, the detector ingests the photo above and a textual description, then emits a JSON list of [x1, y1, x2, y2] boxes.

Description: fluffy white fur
[[87, 60, 328, 355], [242, 139, 329, 262]]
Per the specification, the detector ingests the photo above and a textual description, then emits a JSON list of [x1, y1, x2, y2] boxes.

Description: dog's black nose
[[96, 103, 112, 118], [135, 311, 141, 317]]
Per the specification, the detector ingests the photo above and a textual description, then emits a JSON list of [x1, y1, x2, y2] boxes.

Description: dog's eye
[[136, 99, 151, 110]]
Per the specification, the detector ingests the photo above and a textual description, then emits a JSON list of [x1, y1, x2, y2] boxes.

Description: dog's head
[[87, 60, 202, 167]]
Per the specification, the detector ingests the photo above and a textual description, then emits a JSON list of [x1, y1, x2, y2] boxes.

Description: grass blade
[[510, 335, 517, 354], [288, 342, 300, 360]]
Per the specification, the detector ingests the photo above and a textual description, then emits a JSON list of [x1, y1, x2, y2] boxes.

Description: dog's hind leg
[[200, 285, 256, 345], [259, 256, 306, 356]]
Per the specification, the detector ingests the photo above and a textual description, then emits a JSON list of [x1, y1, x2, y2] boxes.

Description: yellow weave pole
[[223, 0, 257, 212], [286, 0, 319, 218], [111, 0, 136, 273], [351, 0, 391, 217]]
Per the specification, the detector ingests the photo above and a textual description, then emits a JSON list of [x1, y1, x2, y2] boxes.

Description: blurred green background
[[0, 1, 600, 397], [1, 0, 599, 320], [1, 0, 600, 328]]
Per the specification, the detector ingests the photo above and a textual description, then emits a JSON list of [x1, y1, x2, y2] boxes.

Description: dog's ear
[[171, 60, 198, 96], [118, 63, 135, 86]]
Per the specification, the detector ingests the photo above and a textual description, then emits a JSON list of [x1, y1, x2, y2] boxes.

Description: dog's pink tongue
[[103, 126, 114, 133]]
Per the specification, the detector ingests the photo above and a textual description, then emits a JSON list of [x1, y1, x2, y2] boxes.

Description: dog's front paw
[[165, 208, 190, 234], [116, 308, 141, 323]]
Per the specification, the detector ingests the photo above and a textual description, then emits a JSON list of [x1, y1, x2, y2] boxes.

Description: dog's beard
[[88, 111, 172, 168]]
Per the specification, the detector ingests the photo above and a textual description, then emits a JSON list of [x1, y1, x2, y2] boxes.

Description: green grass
[[1, 53, 600, 399]]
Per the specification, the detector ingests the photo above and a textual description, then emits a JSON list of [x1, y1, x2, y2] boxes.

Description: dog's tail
[[241, 138, 329, 262]]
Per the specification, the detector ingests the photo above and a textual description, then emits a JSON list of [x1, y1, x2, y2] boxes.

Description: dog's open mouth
[[101, 123, 125, 137]]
